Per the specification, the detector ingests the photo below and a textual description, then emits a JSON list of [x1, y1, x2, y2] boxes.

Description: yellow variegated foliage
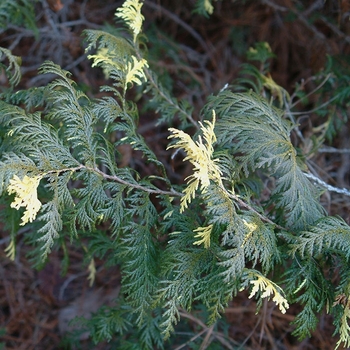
[[167, 111, 222, 212], [336, 305, 350, 349], [87, 258, 96, 287], [193, 224, 213, 248], [5, 237, 16, 261], [262, 73, 290, 106], [7, 174, 42, 226], [248, 271, 289, 314], [241, 219, 258, 247], [203, 0, 214, 15], [88, 47, 121, 77], [115, 0, 144, 42], [88, 49, 148, 90], [125, 56, 148, 87]]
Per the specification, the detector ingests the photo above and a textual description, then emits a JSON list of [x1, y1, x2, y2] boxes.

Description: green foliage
[[283, 257, 333, 339], [0, 0, 38, 36], [314, 55, 350, 140], [0, 47, 22, 88], [193, 0, 215, 17], [1, 0, 350, 349], [0, 327, 5, 350], [289, 216, 350, 259], [207, 90, 325, 230], [232, 42, 290, 106]]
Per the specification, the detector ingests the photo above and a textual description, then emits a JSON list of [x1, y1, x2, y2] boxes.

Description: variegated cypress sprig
[[0, 47, 21, 87], [115, 0, 144, 42], [167, 111, 222, 213]]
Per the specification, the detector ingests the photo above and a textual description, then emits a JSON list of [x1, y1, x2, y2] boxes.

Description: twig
[[290, 74, 332, 109], [225, 190, 287, 231], [199, 324, 214, 350], [92, 166, 183, 196], [260, 0, 288, 12], [144, 1, 210, 54], [302, 0, 324, 17], [143, 65, 200, 129], [318, 147, 350, 154], [304, 172, 350, 196], [42, 164, 183, 197], [178, 310, 236, 350], [289, 95, 339, 116], [174, 329, 208, 350], [319, 15, 350, 45], [64, 54, 88, 71], [41, 0, 63, 65]]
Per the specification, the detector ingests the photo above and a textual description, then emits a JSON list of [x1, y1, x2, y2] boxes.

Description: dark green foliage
[[77, 305, 132, 344], [0, 0, 38, 35], [0, 47, 22, 88], [289, 216, 350, 259], [208, 90, 325, 230], [143, 69, 195, 128], [283, 258, 334, 339], [314, 55, 350, 140]]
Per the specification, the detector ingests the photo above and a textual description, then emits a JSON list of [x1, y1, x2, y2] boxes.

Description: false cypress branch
[[43, 165, 183, 197]]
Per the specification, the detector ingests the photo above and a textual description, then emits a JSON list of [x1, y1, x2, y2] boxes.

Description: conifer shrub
[[1, 0, 350, 348]]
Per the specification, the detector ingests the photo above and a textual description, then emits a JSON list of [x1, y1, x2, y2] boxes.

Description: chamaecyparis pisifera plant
[[1, 0, 350, 349]]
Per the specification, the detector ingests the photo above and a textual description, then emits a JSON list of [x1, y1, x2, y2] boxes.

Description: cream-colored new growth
[[248, 272, 289, 314], [168, 110, 222, 212], [115, 0, 144, 42], [193, 224, 213, 249], [7, 174, 42, 226], [125, 56, 148, 87]]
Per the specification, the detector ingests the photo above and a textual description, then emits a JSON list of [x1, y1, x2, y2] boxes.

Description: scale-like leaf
[[209, 90, 325, 230]]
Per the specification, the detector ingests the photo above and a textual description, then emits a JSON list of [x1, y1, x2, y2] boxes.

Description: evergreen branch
[[284, 258, 333, 339], [115, 0, 144, 43], [244, 269, 289, 314], [211, 90, 325, 230], [193, 0, 214, 17], [160, 299, 180, 339], [0, 46, 22, 87], [195, 268, 240, 325], [193, 224, 213, 248], [120, 223, 159, 326], [168, 112, 221, 210], [336, 306, 350, 349], [0, 104, 77, 171], [35, 164, 182, 197], [142, 65, 198, 128], [2, 1, 350, 345], [83, 306, 132, 344], [117, 191, 160, 329], [289, 216, 350, 259], [219, 247, 245, 282], [4, 236, 16, 261], [225, 189, 287, 231], [7, 174, 42, 226], [239, 214, 280, 272], [37, 200, 62, 258], [0, 0, 38, 36], [43, 69, 98, 166], [92, 167, 182, 197]]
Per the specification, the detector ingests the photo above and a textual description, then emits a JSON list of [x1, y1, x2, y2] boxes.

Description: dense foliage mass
[[1, 0, 350, 349]]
